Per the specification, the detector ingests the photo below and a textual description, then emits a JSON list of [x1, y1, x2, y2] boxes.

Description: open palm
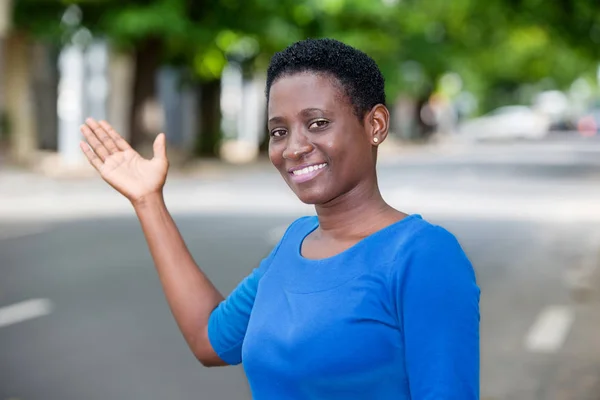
[[80, 118, 169, 204]]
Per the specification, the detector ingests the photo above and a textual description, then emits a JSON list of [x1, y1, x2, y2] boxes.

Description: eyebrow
[[268, 108, 330, 125], [299, 108, 329, 116], [268, 116, 285, 125]]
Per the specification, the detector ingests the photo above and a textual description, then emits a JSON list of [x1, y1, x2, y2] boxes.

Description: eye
[[309, 119, 330, 130], [270, 128, 287, 138]]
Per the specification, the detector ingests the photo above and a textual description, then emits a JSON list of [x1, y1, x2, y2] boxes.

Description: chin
[[291, 186, 334, 205], [281, 173, 337, 205]]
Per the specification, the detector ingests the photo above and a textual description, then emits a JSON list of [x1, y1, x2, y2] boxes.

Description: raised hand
[[79, 118, 169, 205]]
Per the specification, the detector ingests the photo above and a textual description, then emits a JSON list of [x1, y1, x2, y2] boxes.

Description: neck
[[314, 180, 392, 240]]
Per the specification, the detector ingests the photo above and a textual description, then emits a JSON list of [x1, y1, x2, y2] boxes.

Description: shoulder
[[385, 218, 480, 324], [405, 221, 466, 259], [381, 215, 476, 289], [368, 214, 461, 265], [374, 215, 466, 261]]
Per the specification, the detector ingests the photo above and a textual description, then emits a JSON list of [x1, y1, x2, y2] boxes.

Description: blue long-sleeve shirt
[[208, 214, 480, 399]]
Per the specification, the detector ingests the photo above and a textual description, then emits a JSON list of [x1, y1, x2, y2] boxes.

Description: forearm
[[133, 193, 225, 363]]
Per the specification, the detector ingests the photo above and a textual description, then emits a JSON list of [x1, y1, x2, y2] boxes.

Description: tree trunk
[[107, 49, 134, 142], [195, 79, 222, 157], [4, 31, 37, 165], [129, 38, 161, 149], [32, 42, 58, 151], [258, 105, 271, 154], [0, 37, 7, 152]]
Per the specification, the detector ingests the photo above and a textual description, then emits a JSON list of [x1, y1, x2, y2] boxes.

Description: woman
[[80, 38, 480, 399]]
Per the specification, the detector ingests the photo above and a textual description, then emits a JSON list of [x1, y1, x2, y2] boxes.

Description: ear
[[365, 104, 390, 146]]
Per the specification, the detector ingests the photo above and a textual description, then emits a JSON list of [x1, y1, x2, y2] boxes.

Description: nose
[[282, 131, 314, 160]]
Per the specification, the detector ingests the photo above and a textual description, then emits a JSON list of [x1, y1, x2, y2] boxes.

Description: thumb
[[152, 133, 167, 160]]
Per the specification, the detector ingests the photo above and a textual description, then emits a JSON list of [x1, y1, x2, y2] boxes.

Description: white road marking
[[525, 305, 574, 353], [0, 298, 53, 328], [0, 225, 49, 241]]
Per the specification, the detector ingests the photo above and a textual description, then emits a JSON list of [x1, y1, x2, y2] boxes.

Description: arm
[[134, 194, 226, 366], [399, 226, 480, 399], [79, 118, 225, 366], [80, 118, 284, 367]]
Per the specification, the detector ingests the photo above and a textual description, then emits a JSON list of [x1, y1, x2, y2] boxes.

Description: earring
[[373, 137, 379, 143]]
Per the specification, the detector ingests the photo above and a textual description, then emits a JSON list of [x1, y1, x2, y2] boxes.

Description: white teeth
[[292, 163, 327, 176]]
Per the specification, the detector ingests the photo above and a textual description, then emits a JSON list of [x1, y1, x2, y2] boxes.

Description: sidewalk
[[3, 136, 600, 224]]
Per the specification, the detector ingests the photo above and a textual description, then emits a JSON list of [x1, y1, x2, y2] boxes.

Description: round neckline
[[296, 214, 422, 263]]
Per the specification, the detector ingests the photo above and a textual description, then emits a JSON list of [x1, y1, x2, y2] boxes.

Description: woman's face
[[268, 72, 384, 205]]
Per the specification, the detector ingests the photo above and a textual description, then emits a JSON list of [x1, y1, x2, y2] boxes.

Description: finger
[[99, 120, 132, 151], [85, 117, 119, 155], [80, 141, 103, 171], [80, 124, 110, 161], [152, 133, 167, 160]]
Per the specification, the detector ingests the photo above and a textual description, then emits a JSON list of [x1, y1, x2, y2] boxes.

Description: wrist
[[131, 192, 165, 210]]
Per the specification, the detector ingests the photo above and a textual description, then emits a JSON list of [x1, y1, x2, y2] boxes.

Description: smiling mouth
[[288, 163, 328, 183]]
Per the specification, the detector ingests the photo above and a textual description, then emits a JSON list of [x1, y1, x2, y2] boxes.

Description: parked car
[[458, 106, 551, 141]]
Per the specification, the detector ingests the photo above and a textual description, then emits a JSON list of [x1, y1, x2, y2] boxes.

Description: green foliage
[[11, 0, 600, 111]]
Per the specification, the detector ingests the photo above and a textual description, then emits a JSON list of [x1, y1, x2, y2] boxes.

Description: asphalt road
[[2, 137, 600, 400]]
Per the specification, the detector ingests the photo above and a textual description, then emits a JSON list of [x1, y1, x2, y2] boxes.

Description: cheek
[[268, 142, 283, 167], [325, 126, 365, 158]]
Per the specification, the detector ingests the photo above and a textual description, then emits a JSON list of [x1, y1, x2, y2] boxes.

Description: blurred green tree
[[10, 0, 600, 152]]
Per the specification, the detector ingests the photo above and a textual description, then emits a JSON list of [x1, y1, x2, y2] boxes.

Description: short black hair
[[265, 38, 386, 119]]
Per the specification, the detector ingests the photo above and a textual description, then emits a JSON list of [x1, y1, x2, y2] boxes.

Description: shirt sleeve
[[207, 254, 273, 365], [397, 225, 481, 399], [207, 217, 305, 365]]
